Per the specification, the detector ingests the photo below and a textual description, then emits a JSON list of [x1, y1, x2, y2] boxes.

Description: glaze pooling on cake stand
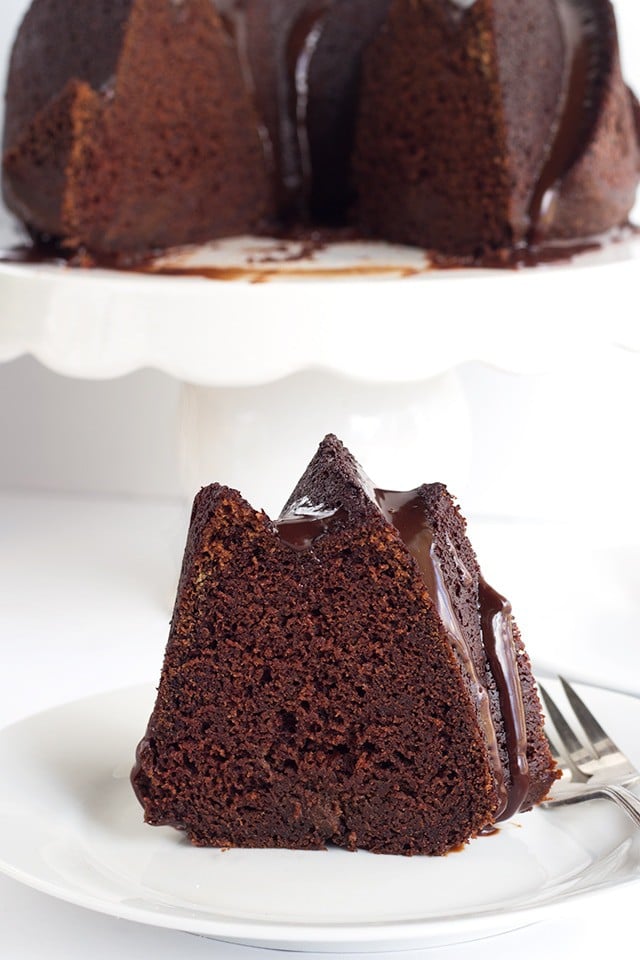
[[0, 212, 440, 380], [1, 225, 639, 387]]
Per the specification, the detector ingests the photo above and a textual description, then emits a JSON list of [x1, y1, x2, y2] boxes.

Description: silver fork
[[539, 676, 640, 828]]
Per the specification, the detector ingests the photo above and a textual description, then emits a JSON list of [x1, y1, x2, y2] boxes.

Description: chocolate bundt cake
[[132, 436, 558, 856], [3, 0, 640, 260], [353, 0, 640, 253], [3, 0, 639, 260]]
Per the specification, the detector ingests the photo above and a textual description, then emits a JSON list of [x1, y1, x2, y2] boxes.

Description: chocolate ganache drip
[[477, 578, 531, 820], [276, 483, 532, 820], [378, 488, 533, 820], [374, 489, 505, 818], [214, 0, 275, 173], [528, 0, 609, 239], [286, 0, 334, 202], [214, 0, 335, 217], [276, 501, 347, 551]]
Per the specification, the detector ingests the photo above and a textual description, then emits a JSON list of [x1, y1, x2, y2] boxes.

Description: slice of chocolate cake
[[132, 436, 557, 856], [2, 0, 273, 255], [352, 0, 640, 256]]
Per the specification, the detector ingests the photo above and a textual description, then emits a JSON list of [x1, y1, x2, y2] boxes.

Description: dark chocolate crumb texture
[[132, 436, 557, 856]]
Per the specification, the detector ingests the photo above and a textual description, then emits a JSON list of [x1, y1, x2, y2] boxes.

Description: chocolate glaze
[[477, 578, 531, 821], [277, 484, 534, 821], [215, 0, 275, 175], [527, 0, 597, 239], [215, 0, 335, 218], [480, 824, 500, 837], [0, 240, 71, 267], [376, 489, 533, 820], [2, 222, 635, 276], [149, 263, 419, 280], [374, 489, 506, 818], [429, 223, 637, 269], [0, 234, 423, 280], [287, 1, 333, 203], [276, 503, 347, 550]]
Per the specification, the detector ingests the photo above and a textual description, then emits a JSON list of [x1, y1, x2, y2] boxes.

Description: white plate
[[0, 682, 639, 952]]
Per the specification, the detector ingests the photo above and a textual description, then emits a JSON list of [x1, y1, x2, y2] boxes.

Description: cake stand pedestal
[[1, 229, 639, 515], [178, 368, 472, 513]]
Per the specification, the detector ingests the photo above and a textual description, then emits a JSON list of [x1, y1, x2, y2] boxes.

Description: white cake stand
[[1, 205, 639, 513]]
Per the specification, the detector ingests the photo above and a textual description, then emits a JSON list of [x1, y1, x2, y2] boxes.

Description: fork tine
[[559, 676, 618, 759], [538, 682, 596, 777], [539, 686, 586, 782], [540, 678, 640, 799]]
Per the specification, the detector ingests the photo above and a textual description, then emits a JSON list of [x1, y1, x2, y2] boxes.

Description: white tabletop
[[0, 489, 638, 958]]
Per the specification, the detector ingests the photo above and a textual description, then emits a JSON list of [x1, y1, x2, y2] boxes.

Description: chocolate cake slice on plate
[[132, 436, 557, 856]]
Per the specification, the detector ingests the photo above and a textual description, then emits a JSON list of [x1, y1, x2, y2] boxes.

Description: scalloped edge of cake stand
[[0, 234, 639, 386]]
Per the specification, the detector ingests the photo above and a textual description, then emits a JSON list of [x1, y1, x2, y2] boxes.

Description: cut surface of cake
[[353, 0, 640, 254], [2, 0, 639, 262], [2, 0, 272, 255], [132, 436, 557, 856]]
